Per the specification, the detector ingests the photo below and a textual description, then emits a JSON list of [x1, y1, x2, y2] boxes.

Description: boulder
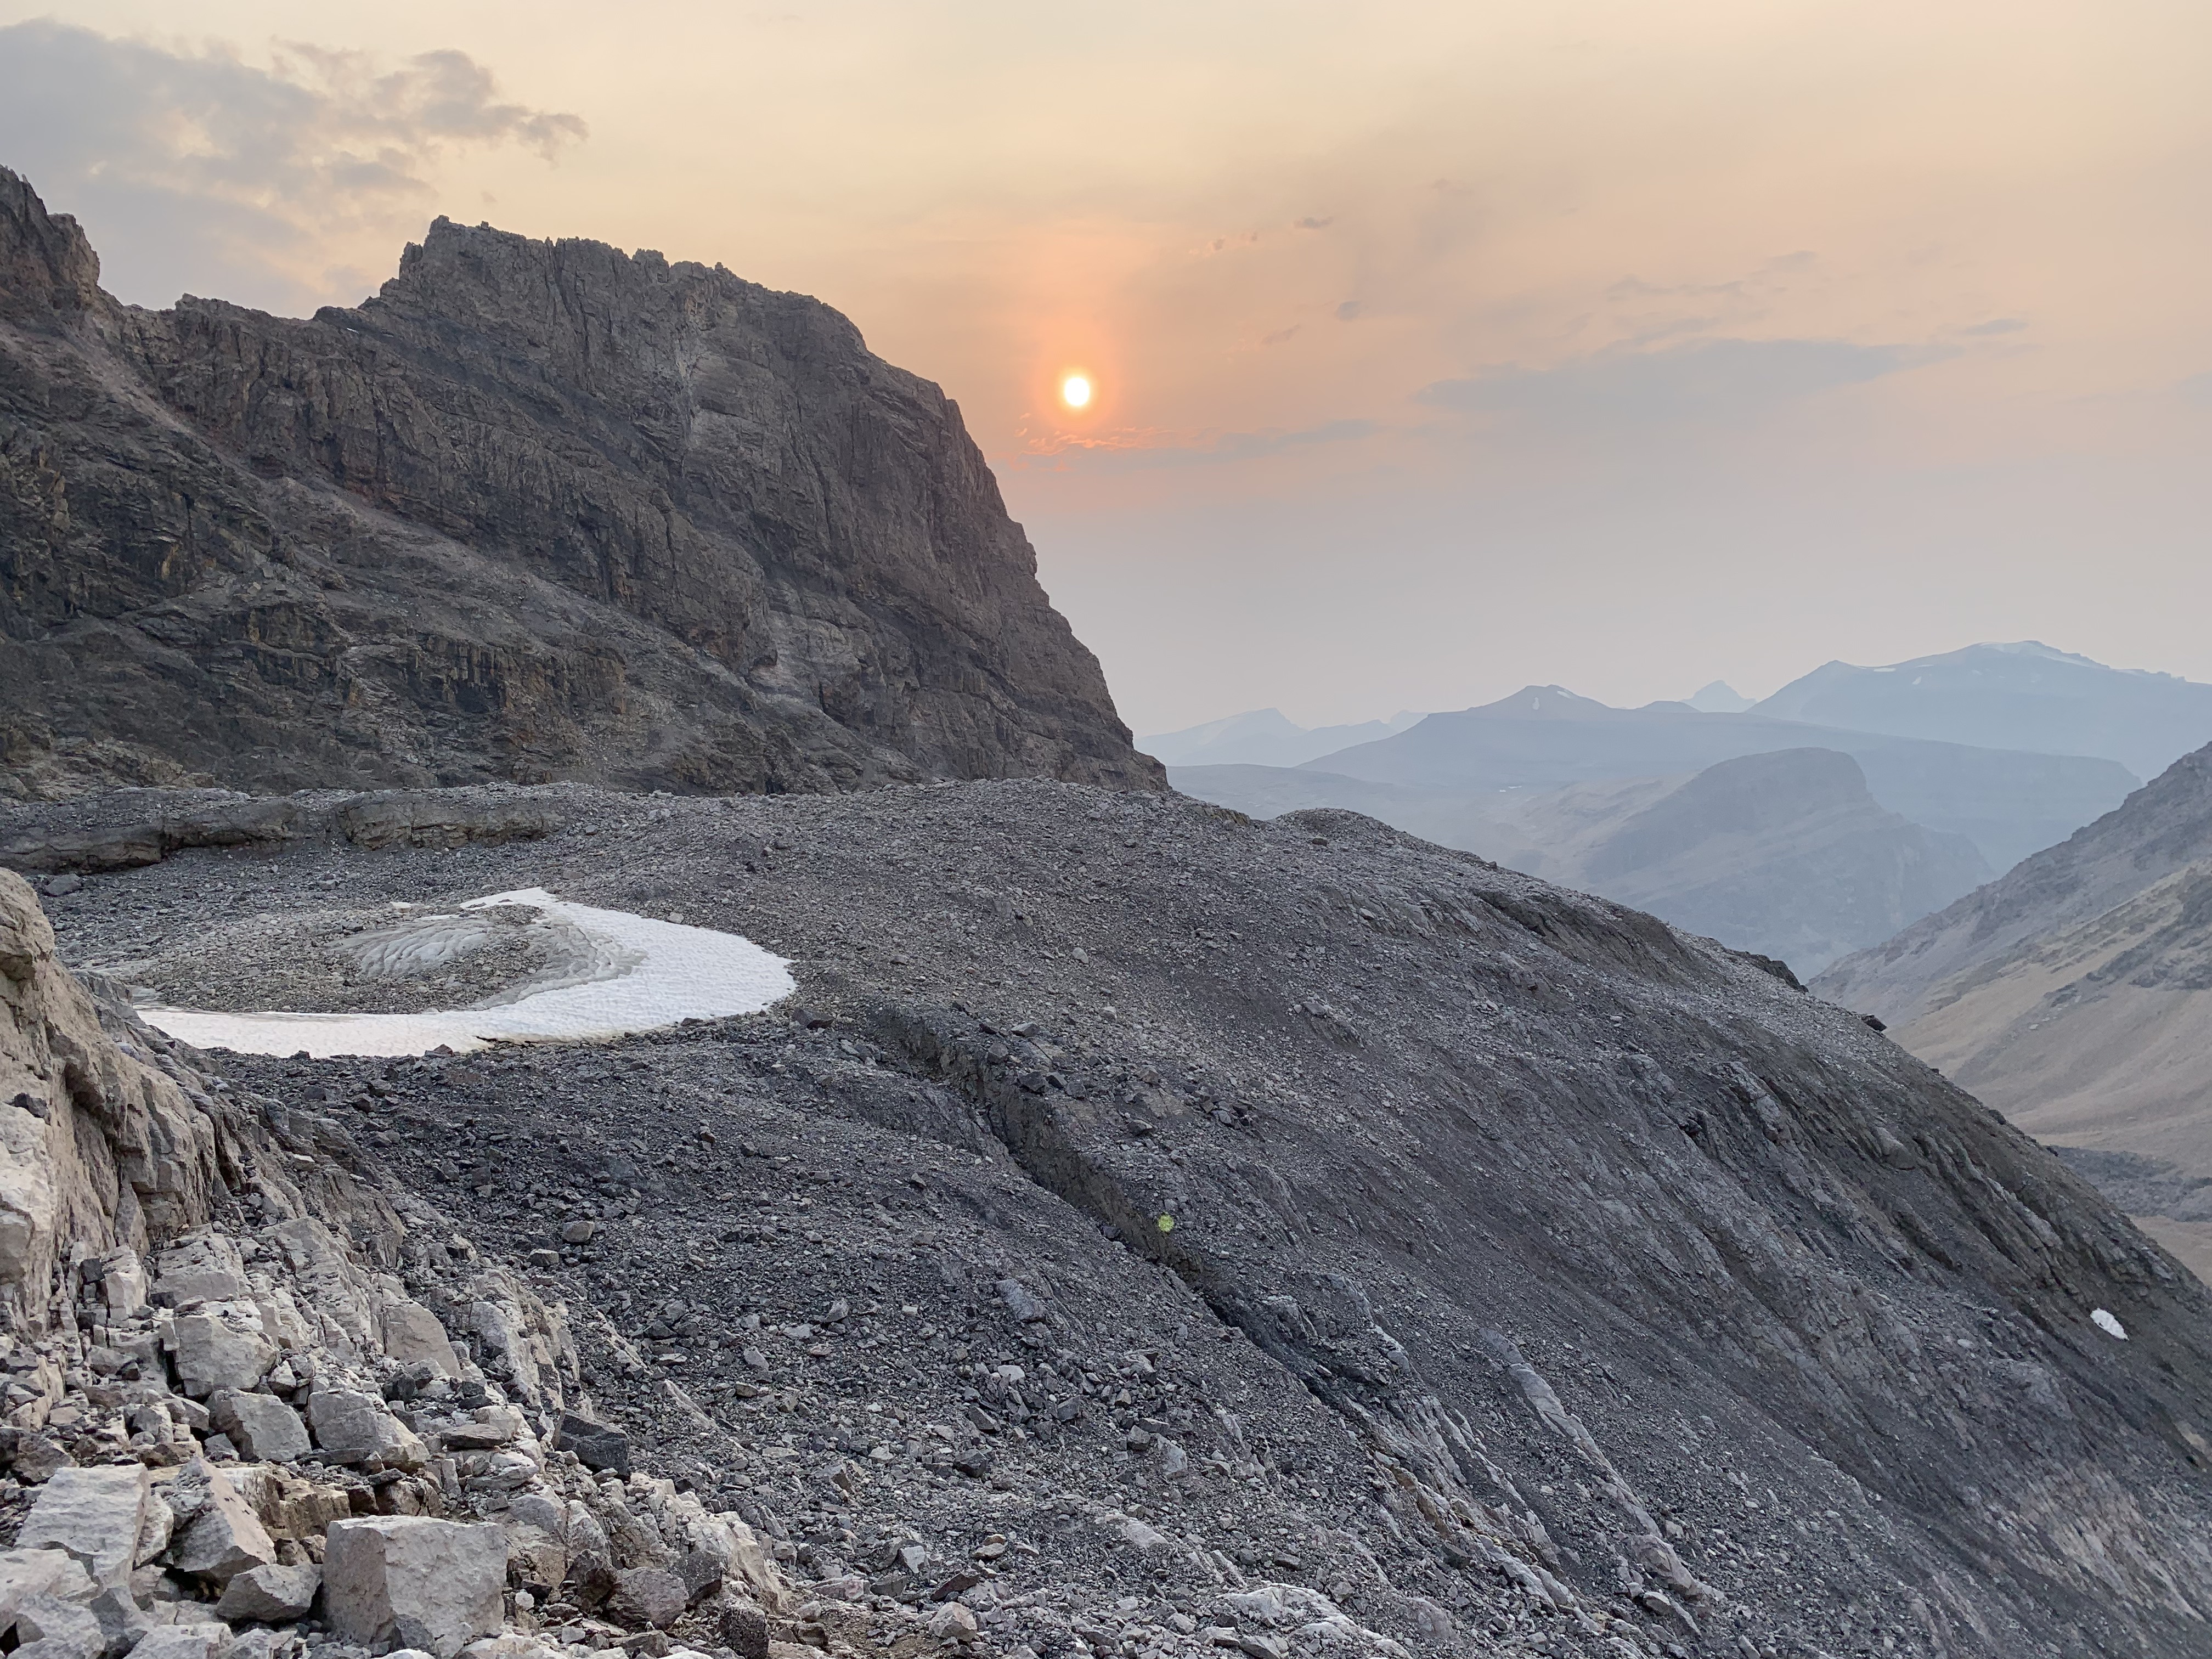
[[376, 1304, 460, 1377], [718, 1598, 770, 1659], [17, 1466, 150, 1588], [323, 1517, 506, 1658], [308, 1387, 426, 1466], [0, 1549, 97, 1621], [207, 1392, 309, 1464], [552, 1414, 629, 1476], [120, 1629, 229, 1659], [153, 1235, 249, 1305], [7, 1593, 105, 1659], [607, 1567, 687, 1630], [166, 1465, 277, 1584], [86, 1587, 150, 1659], [215, 1562, 322, 1623], [170, 1315, 275, 1399]]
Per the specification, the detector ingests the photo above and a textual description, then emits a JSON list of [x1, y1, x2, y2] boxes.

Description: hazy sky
[[4, 2, 2208, 733]]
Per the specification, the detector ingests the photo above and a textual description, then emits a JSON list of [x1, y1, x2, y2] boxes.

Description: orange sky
[[5, 1, 2208, 731]]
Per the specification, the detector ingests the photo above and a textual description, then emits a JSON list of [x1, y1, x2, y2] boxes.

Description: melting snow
[[2092, 1308, 2128, 1340], [137, 888, 794, 1058]]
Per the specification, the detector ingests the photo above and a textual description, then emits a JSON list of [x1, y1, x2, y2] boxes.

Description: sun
[[1060, 373, 1093, 409]]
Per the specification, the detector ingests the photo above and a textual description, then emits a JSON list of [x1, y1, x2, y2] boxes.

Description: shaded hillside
[[1816, 744, 2212, 1269], [1177, 748, 1988, 974], [1303, 685, 2133, 873], [1757, 641, 2212, 780], [0, 166, 1157, 799]]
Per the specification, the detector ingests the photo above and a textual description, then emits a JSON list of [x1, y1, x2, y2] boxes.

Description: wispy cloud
[[1417, 337, 1952, 426], [0, 20, 585, 313]]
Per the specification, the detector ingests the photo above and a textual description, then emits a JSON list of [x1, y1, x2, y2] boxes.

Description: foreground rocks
[[12, 780, 2212, 1658]]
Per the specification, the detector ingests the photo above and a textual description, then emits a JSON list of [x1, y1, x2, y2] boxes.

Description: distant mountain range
[[1273, 682, 2132, 874], [1753, 642, 2212, 781], [1152, 641, 2212, 980], [1176, 747, 1989, 975], [1138, 707, 1421, 769]]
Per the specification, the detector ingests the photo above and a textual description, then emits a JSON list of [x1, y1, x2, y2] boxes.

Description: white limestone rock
[[215, 1562, 321, 1623], [323, 1518, 506, 1659], [208, 1391, 310, 1464], [17, 1466, 150, 1589], [165, 1464, 277, 1584], [170, 1313, 275, 1400], [307, 1387, 426, 1467]]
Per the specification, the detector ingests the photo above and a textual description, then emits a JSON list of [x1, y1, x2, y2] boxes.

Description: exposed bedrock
[[0, 165, 1157, 800], [24, 778, 2212, 1658]]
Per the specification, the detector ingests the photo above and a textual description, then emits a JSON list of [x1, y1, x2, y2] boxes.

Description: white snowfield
[[138, 888, 795, 1059]]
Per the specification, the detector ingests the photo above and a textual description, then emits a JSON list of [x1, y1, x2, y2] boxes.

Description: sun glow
[[1060, 373, 1093, 409]]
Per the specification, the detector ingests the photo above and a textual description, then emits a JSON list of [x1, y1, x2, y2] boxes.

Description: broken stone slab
[[0, 1550, 98, 1622], [207, 1392, 309, 1464], [377, 1303, 460, 1378], [153, 1235, 249, 1305], [17, 1466, 150, 1588], [215, 1562, 321, 1623], [553, 1414, 630, 1476], [4, 1434, 71, 1485], [307, 1387, 426, 1467], [98, 1254, 148, 1320], [166, 1464, 277, 1584], [120, 1627, 229, 1659], [323, 1517, 506, 1659], [170, 1314, 275, 1400], [8, 1592, 106, 1659]]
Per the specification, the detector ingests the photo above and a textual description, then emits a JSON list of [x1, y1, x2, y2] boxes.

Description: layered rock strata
[[0, 166, 1156, 800]]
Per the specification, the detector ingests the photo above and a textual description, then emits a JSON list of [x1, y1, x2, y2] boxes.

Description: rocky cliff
[[0, 166, 1156, 799]]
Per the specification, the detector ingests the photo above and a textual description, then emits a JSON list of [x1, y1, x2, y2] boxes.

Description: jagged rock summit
[[0, 166, 1157, 799]]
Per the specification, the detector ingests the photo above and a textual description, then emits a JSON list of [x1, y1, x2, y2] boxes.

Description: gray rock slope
[[1305, 685, 2134, 874], [1175, 749, 1990, 977], [1754, 642, 2212, 782], [1816, 743, 2212, 1278], [0, 166, 1157, 800], [13, 780, 2212, 1658]]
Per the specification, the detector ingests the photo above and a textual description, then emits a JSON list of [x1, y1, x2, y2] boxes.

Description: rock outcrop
[[0, 166, 1158, 800]]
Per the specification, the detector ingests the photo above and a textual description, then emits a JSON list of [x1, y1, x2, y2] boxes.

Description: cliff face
[[0, 166, 1157, 798]]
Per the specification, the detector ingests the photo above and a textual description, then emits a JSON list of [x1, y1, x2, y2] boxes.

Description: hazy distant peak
[[1142, 706, 1427, 768], [1479, 685, 1616, 718], [1754, 642, 2212, 778], [1686, 680, 1755, 713]]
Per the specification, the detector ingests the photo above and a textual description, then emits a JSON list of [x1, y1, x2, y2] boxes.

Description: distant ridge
[[1753, 642, 2212, 778], [1294, 682, 2134, 873]]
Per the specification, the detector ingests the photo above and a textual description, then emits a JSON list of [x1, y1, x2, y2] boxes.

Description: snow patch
[[137, 888, 794, 1058], [2091, 1307, 2128, 1340]]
